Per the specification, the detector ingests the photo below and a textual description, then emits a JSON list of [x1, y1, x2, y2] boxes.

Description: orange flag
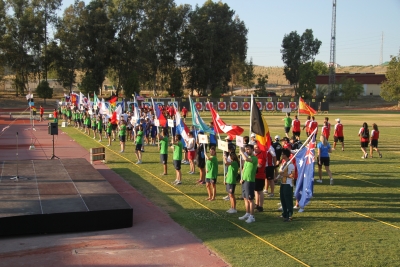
[[298, 97, 317, 116]]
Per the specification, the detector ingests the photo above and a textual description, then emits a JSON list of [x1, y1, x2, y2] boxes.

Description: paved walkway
[[0, 115, 228, 267]]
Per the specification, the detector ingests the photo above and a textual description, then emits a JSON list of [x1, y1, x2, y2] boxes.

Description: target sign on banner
[[266, 102, 274, 111], [142, 102, 151, 108], [256, 102, 262, 110], [195, 102, 203, 111], [230, 102, 238, 111], [205, 102, 213, 111], [242, 102, 250, 111], [168, 101, 178, 108], [155, 102, 164, 108], [218, 102, 226, 111], [276, 102, 285, 111], [289, 102, 297, 110]]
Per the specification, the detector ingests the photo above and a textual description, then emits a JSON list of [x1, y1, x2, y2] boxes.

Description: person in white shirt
[[278, 149, 295, 222], [186, 132, 196, 174]]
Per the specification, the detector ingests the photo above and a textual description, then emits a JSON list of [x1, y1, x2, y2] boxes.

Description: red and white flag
[[209, 103, 244, 139]]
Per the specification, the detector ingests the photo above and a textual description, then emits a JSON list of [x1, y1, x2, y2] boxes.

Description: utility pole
[[328, 0, 337, 96]]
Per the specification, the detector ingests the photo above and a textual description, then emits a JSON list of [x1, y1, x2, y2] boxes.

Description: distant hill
[[253, 65, 387, 86]]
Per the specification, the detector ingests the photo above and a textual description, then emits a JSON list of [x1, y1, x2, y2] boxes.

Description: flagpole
[[298, 97, 300, 118], [249, 95, 253, 136]]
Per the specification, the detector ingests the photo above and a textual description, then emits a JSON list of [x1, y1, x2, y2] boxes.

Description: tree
[[298, 62, 317, 99], [254, 74, 268, 96], [281, 29, 321, 95], [381, 55, 400, 107], [122, 70, 140, 99], [79, 72, 97, 94], [313, 60, 329, 75], [340, 77, 363, 106], [240, 58, 255, 90], [168, 68, 183, 97], [36, 80, 53, 104]]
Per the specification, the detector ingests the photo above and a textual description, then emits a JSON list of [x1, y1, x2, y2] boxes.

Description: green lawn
[[61, 111, 400, 267]]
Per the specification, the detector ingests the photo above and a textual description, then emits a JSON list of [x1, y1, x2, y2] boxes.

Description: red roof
[[316, 73, 386, 84]]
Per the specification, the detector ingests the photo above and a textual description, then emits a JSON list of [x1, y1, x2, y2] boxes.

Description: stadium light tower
[[329, 0, 337, 95]]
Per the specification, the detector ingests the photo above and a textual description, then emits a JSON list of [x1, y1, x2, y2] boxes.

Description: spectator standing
[[159, 129, 169, 175], [205, 146, 218, 201], [39, 105, 44, 122], [224, 151, 239, 213], [333, 118, 344, 151], [135, 125, 144, 164], [292, 115, 301, 138], [316, 135, 334, 185], [309, 116, 318, 136], [254, 144, 267, 212], [171, 134, 183, 185], [278, 149, 295, 222]]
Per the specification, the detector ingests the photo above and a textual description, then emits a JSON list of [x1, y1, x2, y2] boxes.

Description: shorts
[[197, 158, 205, 168], [135, 144, 143, 151], [255, 178, 265, 192], [292, 131, 300, 137], [97, 129, 102, 134], [226, 184, 236, 194], [119, 135, 126, 142], [360, 141, 369, 148], [242, 181, 255, 200], [173, 160, 181, 170], [183, 147, 188, 152], [160, 154, 168, 164], [206, 178, 216, 184], [284, 127, 290, 133], [107, 132, 112, 137], [334, 136, 344, 142], [92, 126, 96, 130], [318, 157, 330, 166], [188, 151, 195, 160], [111, 124, 118, 131], [183, 114, 186, 118], [265, 166, 275, 180], [370, 140, 378, 148]]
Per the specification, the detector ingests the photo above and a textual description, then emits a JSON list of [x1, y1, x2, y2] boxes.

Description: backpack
[[362, 128, 369, 139], [272, 141, 282, 160]]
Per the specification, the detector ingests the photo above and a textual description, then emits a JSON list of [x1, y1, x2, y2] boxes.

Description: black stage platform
[[0, 158, 133, 236]]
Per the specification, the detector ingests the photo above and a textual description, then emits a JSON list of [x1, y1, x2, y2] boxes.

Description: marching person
[[135, 125, 144, 164], [333, 118, 344, 151], [224, 151, 239, 213], [316, 135, 334, 185], [39, 105, 44, 122], [159, 128, 169, 176], [303, 115, 311, 137], [277, 149, 295, 222], [171, 134, 183, 185], [205, 146, 218, 201], [369, 123, 382, 158], [282, 113, 292, 138], [292, 115, 301, 138], [358, 122, 370, 159]]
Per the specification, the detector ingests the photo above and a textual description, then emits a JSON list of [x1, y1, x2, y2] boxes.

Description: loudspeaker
[[48, 122, 58, 135]]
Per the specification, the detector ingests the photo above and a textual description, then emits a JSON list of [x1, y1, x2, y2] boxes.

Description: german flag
[[299, 97, 316, 116], [251, 97, 271, 151]]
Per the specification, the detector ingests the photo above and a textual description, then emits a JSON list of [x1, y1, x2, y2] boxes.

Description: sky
[[60, 0, 400, 67]]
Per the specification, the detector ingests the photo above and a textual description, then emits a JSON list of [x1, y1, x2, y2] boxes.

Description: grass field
[[61, 111, 400, 267]]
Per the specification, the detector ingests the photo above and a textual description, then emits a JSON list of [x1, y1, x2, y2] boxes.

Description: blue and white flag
[[295, 134, 316, 208], [189, 97, 214, 134], [130, 98, 141, 126]]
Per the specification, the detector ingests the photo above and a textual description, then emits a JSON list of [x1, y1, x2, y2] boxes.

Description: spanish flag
[[299, 97, 316, 116], [251, 96, 271, 151]]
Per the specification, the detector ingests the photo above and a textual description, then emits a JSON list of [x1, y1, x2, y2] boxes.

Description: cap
[[282, 137, 290, 142], [335, 118, 340, 122], [274, 135, 280, 141], [250, 133, 256, 137]]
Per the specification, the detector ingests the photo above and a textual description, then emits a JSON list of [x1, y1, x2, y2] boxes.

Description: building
[[316, 73, 386, 96]]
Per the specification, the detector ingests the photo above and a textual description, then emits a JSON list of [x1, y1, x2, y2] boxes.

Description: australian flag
[[294, 134, 316, 208]]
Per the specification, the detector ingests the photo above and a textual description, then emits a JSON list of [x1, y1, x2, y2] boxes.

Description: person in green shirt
[[96, 115, 103, 142], [283, 112, 292, 138], [91, 115, 97, 139], [224, 151, 239, 213], [84, 112, 91, 135], [158, 128, 169, 175], [106, 118, 112, 146], [238, 144, 258, 223], [135, 125, 144, 164], [118, 119, 127, 153], [171, 134, 183, 185], [205, 146, 218, 201]]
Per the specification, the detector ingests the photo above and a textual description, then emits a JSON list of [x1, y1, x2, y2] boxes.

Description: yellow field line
[[70, 127, 311, 267], [321, 201, 400, 230]]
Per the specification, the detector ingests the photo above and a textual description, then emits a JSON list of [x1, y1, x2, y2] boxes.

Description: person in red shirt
[[303, 116, 311, 137], [322, 121, 330, 140], [358, 122, 370, 159], [53, 108, 58, 123], [39, 105, 44, 122], [291, 115, 301, 138], [333, 118, 344, 151], [253, 144, 267, 212], [309, 116, 318, 136], [369, 123, 382, 158], [181, 106, 188, 120]]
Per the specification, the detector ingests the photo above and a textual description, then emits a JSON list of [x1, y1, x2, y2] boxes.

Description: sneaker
[[255, 206, 264, 212], [365, 153, 368, 159], [268, 193, 274, 197], [120, 150, 124, 153], [298, 208, 304, 213], [98, 139, 102, 142], [176, 181, 182, 185], [226, 208, 237, 214], [136, 161, 142, 164], [107, 144, 110, 147], [277, 206, 282, 211], [316, 179, 322, 183], [239, 214, 250, 220], [342, 148, 344, 151], [263, 190, 268, 194], [222, 195, 230, 201], [379, 153, 382, 158], [245, 216, 255, 223], [93, 136, 96, 139], [293, 205, 299, 209], [283, 217, 292, 222], [330, 178, 334, 185]]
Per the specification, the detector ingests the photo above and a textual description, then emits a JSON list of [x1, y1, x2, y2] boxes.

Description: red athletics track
[[0, 115, 228, 267]]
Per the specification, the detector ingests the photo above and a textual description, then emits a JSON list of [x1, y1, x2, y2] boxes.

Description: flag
[[100, 98, 110, 116], [189, 97, 214, 134], [131, 98, 141, 126], [25, 93, 33, 100], [294, 133, 316, 208], [109, 95, 118, 107], [209, 103, 243, 139], [152, 97, 166, 127], [93, 92, 99, 106], [71, 92, 79, 106], [87, 93, 92, 109], [299, 97, 316, 116], [174, 104, 190, 141], [135, 92, 144, 101], [250, 95, 271, 151], [64, 93, 70, 102], [114, 105, 122, 120]]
